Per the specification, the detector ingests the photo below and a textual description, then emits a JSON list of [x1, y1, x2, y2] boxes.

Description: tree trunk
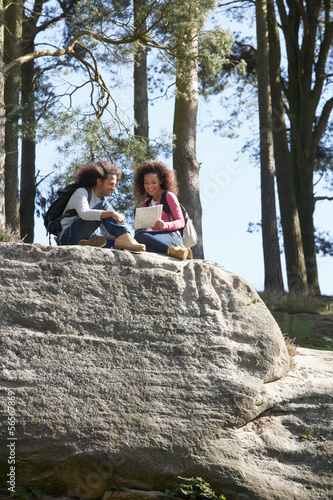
[[275, 0, 327, 295], [4, 0, 21, 231], [0, 1, 5, 227], [291, 3, 321, 295], [173, 28, 203, 259], [255, 0, 284, 292], [296, 155, 319, 294], [133, 0, 149, 162], [20, 40, 36, 242], [267, 0, 308, 294]]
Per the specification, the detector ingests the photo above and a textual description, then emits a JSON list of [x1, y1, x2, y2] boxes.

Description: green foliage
[[199, 27, 235, 99], [297, 434, 327, 442], [11, 486, 43, 500], [275, 311, 333, 351], [163, 0, 217, 34], [260, 293, 333, 351], [0, 226, 25, 243], [106, 477, 118, 490], [165, 476, 226, 500], [315, 231, 333, 257], [299, 434, 313, 441], [280, 312, 329, 350], [280, 313, 315, 344], [147, 0, 233, 100]]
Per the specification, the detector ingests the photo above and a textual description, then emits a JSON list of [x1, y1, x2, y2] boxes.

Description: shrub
[[0, 225, 24, 243], [283, 335, 300, 370], [166, 476, 226, 500]]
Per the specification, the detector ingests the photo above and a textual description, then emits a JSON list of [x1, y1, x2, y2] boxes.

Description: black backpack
[[43, 183, 91, 238]]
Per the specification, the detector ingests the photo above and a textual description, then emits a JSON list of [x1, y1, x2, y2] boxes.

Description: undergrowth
[[279, 312, 333, 351], [259, 291, 333, 315], [283, 335, 299, 369], [0, 225, 25, 243], [166, 476, 226, 500], [11, 487, 43, 500]]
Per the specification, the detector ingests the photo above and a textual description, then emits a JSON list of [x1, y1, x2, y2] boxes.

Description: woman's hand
[[155, 219, 165, 229], [101, 210, 125, 225]]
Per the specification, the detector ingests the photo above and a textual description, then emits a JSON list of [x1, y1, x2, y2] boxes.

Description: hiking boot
[[114, 232, 146, 252], [78, 236, 107, 247], [167, 245, 188, 260], [186, 247, 193, 259], [180, 245, 193, 259]]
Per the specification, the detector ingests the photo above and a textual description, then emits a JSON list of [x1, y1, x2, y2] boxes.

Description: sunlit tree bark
[[275, 0, 333, 294], [255, 0, 284, 292], [0, 0, 5, 227], [173, 26, 204, 259], [267, 0, 308, 293], [133, 0, 149, 161], [4, 0, 22, 231], [20, 27, 37, 242]]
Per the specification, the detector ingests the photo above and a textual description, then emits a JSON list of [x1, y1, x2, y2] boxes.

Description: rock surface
[[0, 243, 332, 500]]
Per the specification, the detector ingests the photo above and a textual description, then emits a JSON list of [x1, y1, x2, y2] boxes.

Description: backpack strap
[[62, 187, 92, 219], [145, 191, 172, 216], [87, 186, 93, 204]]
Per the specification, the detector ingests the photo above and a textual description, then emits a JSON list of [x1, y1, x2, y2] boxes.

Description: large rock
[[0, 243, 332, 500]]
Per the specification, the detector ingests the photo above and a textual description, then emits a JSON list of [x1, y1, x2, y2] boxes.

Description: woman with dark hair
[[134, 160, 192, 260], [60, 161, 145, 252]]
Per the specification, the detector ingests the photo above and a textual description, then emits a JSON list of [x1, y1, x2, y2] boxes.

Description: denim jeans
[[60, 201, 127, 246], [135, 230, 183, 254]]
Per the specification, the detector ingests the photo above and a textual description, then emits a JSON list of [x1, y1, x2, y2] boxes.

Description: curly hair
[[134, 160, 179, 199], [77, 161, 122, 187]]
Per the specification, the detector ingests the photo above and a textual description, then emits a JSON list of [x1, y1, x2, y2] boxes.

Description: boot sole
[[78, 236, 107, 248], [114, 246, 146, 252]]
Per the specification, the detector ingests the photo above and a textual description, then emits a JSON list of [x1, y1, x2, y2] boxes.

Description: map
[[133, 205, 163, 230]]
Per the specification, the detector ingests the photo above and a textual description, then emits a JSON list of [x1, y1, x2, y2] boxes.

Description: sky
[[32, 13, 333, 296]]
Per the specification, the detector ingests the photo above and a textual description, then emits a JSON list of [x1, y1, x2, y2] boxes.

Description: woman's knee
[[134, 231, 147, 244]]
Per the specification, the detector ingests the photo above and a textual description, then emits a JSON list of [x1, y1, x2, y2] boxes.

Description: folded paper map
[[134, 204, 163, 230]]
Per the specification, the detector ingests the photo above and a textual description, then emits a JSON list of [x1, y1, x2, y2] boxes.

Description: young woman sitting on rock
[[134, 160, 192, 260]]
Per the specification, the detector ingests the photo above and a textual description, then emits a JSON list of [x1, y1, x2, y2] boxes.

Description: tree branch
[[34, 0, 77, 36], [314, 196, 333, 203], [312, 96, 333, 153], [5, 47, 70, 73], [313, 20, 333, 102], [218, 0, 255, 6]]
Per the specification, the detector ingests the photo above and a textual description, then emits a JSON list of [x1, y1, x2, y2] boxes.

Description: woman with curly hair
[[134, 160, 192, 260]]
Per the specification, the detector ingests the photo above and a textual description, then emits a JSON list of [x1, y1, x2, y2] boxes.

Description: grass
[[278, 312, 333, 351], [259, 291, 333, 315]]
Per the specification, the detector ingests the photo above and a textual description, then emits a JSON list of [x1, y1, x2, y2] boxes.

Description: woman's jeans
[[135, 230, 183, 254], [61, 201, 127, 247]]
